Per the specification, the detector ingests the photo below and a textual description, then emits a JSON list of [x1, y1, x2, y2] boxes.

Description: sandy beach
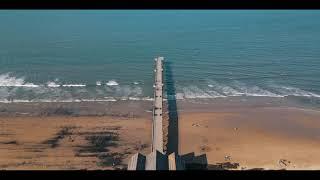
[[179, 108, 320, 170], [0, 116, 151, 170], [1, 97, 320, 170], [1, 10, 320, 171]]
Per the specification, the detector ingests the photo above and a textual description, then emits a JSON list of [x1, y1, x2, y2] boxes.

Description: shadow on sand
[[181, 152, 208, 170], [180, 152, 242, 170], [207, 162, 240, 170], [164, 61, 179, 154], [75, 130, 127, 168], [164, 60, 247, 170], [164, 61, 210, 170]]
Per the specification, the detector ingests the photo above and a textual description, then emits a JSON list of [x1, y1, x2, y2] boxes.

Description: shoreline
[[0, 96, 319, 117]]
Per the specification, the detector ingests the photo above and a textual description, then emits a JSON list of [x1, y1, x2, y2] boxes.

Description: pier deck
[[152, 57, 164, 153], [128, 57, 184, 170]]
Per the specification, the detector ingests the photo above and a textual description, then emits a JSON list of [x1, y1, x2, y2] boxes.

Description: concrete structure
[[145, 151, 168, 170], [168, 152, 185, 170], [127, 57, 185, 170], [127, 153, 146, 170], [152, 56, 164, 153]]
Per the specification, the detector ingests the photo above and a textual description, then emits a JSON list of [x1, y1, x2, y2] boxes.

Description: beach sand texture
[[1, 100, 320, 170]]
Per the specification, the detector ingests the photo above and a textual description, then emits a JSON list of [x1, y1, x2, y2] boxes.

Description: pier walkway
[[127, 57, 184, 170], [152, 56, 164, 153]]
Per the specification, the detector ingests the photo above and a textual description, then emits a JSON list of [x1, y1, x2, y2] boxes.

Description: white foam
[[141, 97, 154, 101], [0, 99, 11, 103], [182, 86, 215, 99], [14, 84, 40, 87], [130, 86, 143, 96], [175, 93, 185, 100], [35, 99, 59, 103], [205, 90, 227, 98], [79, 99, 117, 102], [128, 97, 141, 101], [0, 73, 39, 87], [103, 97, 117, 101], [133, 81, 139, 85], [231, 81, 282, 97], [178, 81, 289, 99], [113, 85, 142, 97], [11, 99, 31, 103], [62, 84, 86, 87], [271, 85, 320, 98], [206, 80, 243, 96], [0, 97, 159, 103], [106, 80, 119, 86], [47, 81, 61, 87], [96, 81, 102, 86]]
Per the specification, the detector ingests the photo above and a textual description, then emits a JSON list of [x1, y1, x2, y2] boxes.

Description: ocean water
[[0, 10, 320, 103]]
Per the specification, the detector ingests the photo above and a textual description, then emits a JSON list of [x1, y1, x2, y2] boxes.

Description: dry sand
[[178, 107, 320, 170]]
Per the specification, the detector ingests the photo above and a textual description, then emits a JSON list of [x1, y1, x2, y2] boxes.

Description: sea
[[0, 10, 320, 104]]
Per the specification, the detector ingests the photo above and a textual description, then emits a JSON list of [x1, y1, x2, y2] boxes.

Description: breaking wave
[[62, 84, 86, 87], [0, 73, 319, 103], [106, 80, 119, 86], [47, 81, 61, 87], [206, 80, 243, 96], [0, 73, 40, 87], [175, 81, 320, 99], [230, 81, 283, 97], [96, 81, 102, 86], [269, 84, 320, 98]]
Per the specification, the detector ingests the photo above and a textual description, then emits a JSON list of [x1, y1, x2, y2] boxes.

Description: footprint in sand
[[278, 159, 291, 168], [199, 145, 212, 152]]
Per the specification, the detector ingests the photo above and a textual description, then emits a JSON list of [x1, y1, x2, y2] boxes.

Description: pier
[[152, 56, 164, 153], [127, 57, 184, 170]]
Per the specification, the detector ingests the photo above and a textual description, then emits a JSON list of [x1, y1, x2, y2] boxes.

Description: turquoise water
[[0, 10, 320, 102]]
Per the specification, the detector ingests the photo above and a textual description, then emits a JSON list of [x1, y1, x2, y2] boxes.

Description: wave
[[47, 81, 61, 87], [12, 84, 40, 88], [230, 81, 283, 97], [96, 81, 102, 86], [112, 85, 142, 97], [182, 86, 223, 99], [270, 84, 320, 98], [206, 80, 243, 96], [106, 80, 119, 86], [62, 84, 86, 87], [177, 81, 320, 99], [0, 97, 154, 103], [142, 97, 154, 101], [0, 73, 319, 102], [0, 73, 40, 87], [128, 97, 141, 101]]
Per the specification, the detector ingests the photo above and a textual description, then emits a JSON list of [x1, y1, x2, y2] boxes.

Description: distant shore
[[1, 97, 320, 170]]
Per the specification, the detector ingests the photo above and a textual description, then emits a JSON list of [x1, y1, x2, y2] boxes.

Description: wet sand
[[0, 97, 320, 170]]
